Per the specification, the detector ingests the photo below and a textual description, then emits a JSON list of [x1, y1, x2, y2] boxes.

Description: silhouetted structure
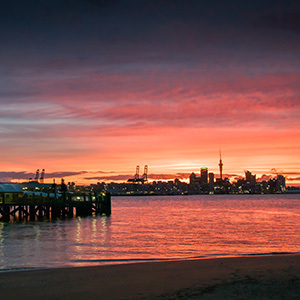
[[208, 172, 215, 193], [143, 165, 148, 183], [200, 168, 208, 184], [0, 183, 111, 222], [128, 165, 148, 183], [34, 169, 39, 181], [219, 150, 223, 180], [40, 169, 45, 184]]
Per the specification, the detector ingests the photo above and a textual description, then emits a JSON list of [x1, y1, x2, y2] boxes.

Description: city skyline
[[1, 1, 300, 186], [0, 157, 297, 187]]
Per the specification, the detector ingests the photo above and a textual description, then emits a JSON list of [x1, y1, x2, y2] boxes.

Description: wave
[[69, 257, 175, 263], [241, 251, 300, 256], [2, 251, 300, 273], [69, 251, 300, 265], [0, 266, 47, 273]]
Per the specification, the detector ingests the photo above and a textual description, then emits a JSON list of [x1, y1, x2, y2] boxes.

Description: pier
[[0, 192, 111, 223]]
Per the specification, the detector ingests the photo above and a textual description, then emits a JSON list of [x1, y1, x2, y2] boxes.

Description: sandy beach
[[0, 255, 299, 299]]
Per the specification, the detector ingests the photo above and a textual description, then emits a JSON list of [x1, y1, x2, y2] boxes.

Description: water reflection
[[75, 218, 83, 261], [68, 216, 112, 265], [0, 195, 299, 270]]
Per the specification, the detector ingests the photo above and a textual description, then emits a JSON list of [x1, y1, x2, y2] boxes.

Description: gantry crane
[[128, 165, 148, 183], [40, 169, 45, 184]]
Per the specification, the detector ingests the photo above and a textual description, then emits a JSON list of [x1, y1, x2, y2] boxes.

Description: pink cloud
[[1, 61, 300, 182]]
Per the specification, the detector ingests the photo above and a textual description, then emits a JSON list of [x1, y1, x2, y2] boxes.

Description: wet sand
[[0, 255, 300, 299]]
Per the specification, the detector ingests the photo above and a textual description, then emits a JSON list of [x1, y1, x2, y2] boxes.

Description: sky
[[0, 0, 300, 185]]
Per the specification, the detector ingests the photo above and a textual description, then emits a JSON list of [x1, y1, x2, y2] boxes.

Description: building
[[200, 168, 208, 184], [208, 172, 215, 193], [219, 151, 223, 180], [189, 172, 200, 185], [0, 183, 23, 204], [245, 170, 256, 185], [277, 175, 286, 192]]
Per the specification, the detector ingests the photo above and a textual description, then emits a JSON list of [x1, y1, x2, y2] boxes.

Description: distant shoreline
[[109, 191, 300, 197]]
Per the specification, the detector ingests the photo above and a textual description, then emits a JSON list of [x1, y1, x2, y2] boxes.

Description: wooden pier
[[0, 192, 111, 222]]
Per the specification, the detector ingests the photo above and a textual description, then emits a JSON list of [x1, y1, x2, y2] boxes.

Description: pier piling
[[0, 192, 111, 223]]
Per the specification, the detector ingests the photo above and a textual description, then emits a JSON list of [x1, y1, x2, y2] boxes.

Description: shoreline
[[2, 251, 300, 273], [0, 254, 299, 299]]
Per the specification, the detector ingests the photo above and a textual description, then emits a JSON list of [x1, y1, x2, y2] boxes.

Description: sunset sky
[[1, 0, 300, 185]]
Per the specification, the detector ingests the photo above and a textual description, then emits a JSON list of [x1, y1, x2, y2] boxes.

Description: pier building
[[0, 182, 111, 223]]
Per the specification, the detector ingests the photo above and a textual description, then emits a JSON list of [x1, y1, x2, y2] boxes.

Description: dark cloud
[[85, 174, 131, 181], [284, 172, 300, 176], [1, 0, 299, 112], [0, 171, 87, 182], [86, 173, 190, 182], [287, 177, 300, 181], [0, 172, 35, 181], [0, 0, 122, 28], [2, 0, 299, 50], [89, 170, 117, 174], [253, 10, 300, 34], [46, 171, 88, 178]]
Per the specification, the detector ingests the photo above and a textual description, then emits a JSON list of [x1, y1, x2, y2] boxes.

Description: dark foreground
[[0, 255, 299, 299]]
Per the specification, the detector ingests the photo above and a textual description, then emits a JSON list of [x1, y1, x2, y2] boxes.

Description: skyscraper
[[245, 170, 256, 185], [245, 170, 252, 183], [219, 150, 223, 180], [208, 172, 215, 193], [200, 168, 208, 184]]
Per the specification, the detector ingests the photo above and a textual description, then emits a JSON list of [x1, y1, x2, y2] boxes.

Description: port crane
[[128, 165, 148, 183], [34, 169, 40, 181], [33, 168, 45, 183], [40, 169, 45, 184]]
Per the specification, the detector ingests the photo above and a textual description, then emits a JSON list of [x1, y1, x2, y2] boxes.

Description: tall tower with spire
[[219, 150, 223, 180]]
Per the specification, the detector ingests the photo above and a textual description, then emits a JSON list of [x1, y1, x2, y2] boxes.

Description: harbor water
[[0, 194, 299, 271]]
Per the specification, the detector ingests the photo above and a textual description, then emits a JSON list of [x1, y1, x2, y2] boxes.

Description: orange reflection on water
[[1, 194, 300, 270]]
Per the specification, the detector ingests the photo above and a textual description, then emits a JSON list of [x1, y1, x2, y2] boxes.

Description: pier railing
[[0, 192, 111, 222]]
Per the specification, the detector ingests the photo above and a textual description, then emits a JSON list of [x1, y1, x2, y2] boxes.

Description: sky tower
[[219, 150, 223, 180]]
